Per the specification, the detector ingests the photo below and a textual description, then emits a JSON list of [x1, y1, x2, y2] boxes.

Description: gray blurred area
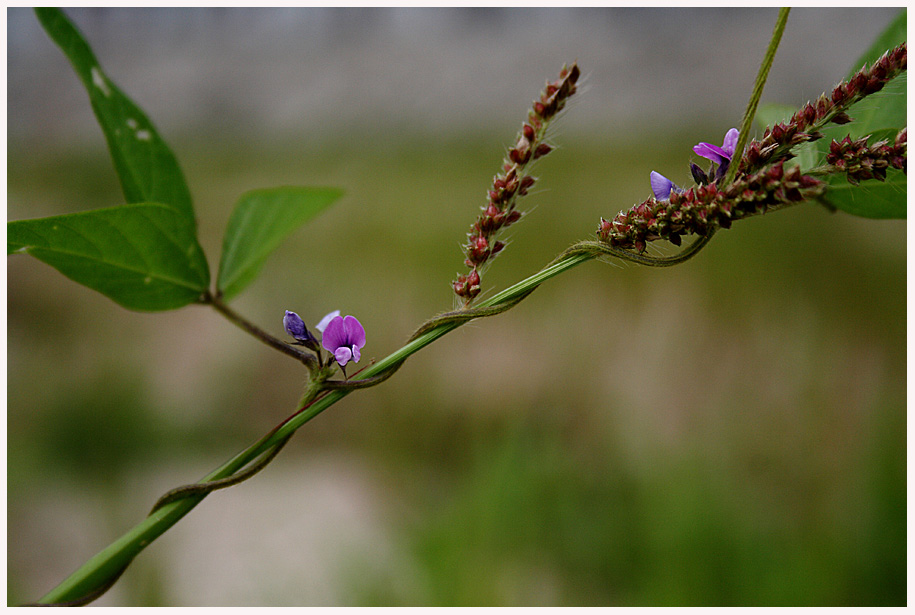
[[8, 7, 901, 145]]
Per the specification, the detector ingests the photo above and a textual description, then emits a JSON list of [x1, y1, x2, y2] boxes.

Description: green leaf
[[821, 169, 907, 219], [217, 187, 343, 301], [34, 8, 195, 223], [9, 204, 210, 311]]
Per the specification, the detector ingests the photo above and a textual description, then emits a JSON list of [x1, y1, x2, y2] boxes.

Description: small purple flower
[[693, 128, 740, 165], [284, 310, 316, 344], [321, 314, 366, 367], [650, 171, 681, 201]]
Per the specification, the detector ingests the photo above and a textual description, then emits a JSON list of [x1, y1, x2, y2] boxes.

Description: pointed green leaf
[[9, 204, 210, 311], [217, 187, 343, 301], [34, 8, 195, 223]]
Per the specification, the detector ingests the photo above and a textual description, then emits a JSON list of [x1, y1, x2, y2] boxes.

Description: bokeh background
[[7, 7, 906, 606]]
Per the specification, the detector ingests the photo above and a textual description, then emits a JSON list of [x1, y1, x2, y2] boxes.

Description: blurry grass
[[7, 130, 905, 605]]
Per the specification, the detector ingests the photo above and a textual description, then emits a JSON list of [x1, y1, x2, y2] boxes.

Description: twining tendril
[[141, 229, 718, 525], [149, 434, 294, 515]]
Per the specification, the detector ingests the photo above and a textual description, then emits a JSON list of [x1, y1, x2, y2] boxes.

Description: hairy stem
[[206, 292, 318, 371], [722, 6, 790, 187]]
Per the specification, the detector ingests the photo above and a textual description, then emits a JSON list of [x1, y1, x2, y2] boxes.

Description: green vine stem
[[34, 231, 716, 605]]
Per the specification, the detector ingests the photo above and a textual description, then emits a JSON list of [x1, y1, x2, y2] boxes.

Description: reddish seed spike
[[454, 63, 581, 301]]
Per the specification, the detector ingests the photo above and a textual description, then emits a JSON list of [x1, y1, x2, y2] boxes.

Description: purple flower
[[693, 128, 740, 165], [650, 171, 681, 201], [321, 314, 366, 367], [284, 310, 316, 344]]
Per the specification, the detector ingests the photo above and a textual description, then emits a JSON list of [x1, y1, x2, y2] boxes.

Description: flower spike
[[600, 42, 906, 255]]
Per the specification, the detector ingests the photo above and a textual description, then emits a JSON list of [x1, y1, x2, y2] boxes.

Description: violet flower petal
[[316, 310, 341, 333], [342, 315, 366, 349], [721, 128, 740, 157], [650, 171, 680, 201], [321, 315, 346, 353], [694, 128, 740, 164], [334, 346, 353, 367], [693, 142, 730, 165]]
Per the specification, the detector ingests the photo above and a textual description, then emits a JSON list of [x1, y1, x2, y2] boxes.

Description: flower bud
[[284, 310, 317, 348], [689, 162, 709, 185]]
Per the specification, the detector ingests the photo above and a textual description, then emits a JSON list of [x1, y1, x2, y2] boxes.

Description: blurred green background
[[7, 7, 905, 606]]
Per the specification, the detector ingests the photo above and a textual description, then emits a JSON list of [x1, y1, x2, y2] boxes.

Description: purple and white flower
[[321, 314, 366, 367]]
